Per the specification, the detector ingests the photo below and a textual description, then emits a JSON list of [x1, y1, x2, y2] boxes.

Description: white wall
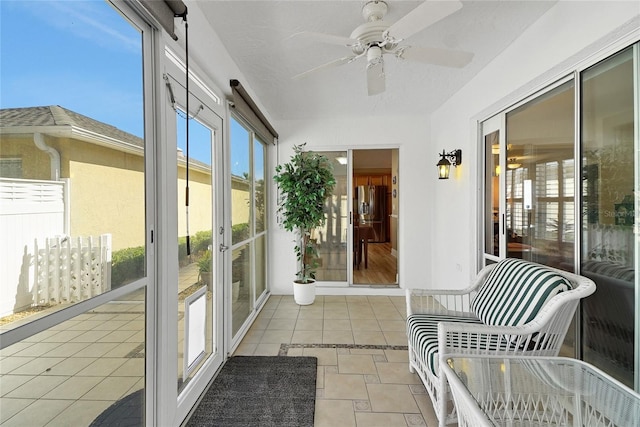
[[429, 1, 640, 289]]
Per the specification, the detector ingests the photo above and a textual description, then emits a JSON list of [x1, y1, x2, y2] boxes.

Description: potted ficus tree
[[274, 143, 336, 305]]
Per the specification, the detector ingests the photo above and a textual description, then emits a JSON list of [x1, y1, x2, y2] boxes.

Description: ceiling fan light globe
[[366, 51, 385, 96], [367, 45, 383, 63]]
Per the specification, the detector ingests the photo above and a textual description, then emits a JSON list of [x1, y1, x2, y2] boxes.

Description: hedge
[[111, 225, 252, 287]]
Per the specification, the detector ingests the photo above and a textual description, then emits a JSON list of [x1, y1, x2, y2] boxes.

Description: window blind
[[230, 80, 278, 144], [138, 0, 187, 40]]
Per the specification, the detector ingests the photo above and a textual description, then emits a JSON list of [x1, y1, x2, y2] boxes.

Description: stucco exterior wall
[[0, 136, 53, 180], [231, 176, 251, 228], [0, 133, 226, 251], [177, 166, 214, 240]]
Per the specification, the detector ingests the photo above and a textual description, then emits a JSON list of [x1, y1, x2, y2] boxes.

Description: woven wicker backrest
[[470, 258, 571, 327]]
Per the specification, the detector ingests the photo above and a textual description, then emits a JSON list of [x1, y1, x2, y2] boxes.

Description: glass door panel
[[479, 42, 638, 388], [502, 80, 576, 359], [229, 118, 252, 338], [231, 243, 251, 336], [254, 235, 266, 299], [253, 139, 267, 303], [311, 151, 348, 283], [505, 81, 575, 271], [580, 46, 635, 388], [0, 3, 150, 424], [484, 130, 501, 259], [352, 149, 398, 285], [229, 116, 268, 343], [254, 139, 266, 234], [481, 115, 504, 268], [176, 109, 215, 392]]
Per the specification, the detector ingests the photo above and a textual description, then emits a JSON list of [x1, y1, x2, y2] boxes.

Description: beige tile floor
[[233, 295, 438, 427], [1, 287, 438, 427], [0, 298, 146, 427]]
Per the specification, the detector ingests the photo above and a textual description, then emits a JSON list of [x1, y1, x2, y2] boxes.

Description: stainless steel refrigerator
[[356, 185, 387, 242]]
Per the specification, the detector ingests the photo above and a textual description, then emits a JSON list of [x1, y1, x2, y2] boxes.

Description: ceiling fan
[[292, 0, 473, 96]]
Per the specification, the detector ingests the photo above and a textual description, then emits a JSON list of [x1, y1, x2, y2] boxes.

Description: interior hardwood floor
[[353, 241, 398, 285]]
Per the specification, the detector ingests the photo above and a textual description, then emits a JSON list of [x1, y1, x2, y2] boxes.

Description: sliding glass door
[[580, 46, 636, 388], [310, 148, 399, 286], [229, 116, 268, 345], [505, 80, 576, 271], [480, 42, 639, 389], [482, 79, 576, 273], [310, 151, 349, 284]]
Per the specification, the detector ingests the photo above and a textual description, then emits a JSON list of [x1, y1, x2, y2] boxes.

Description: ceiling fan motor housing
[[351, 1, 393, 55], [362, 1, 388, 22]]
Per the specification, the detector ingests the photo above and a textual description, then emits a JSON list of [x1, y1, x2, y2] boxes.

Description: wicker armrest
[[406, 289, 476, 317], [405, 264, 496, 317], [437, 320, 561, 357]]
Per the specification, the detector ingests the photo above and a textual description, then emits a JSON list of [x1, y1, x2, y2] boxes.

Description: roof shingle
[[0, 105, 143, 148]]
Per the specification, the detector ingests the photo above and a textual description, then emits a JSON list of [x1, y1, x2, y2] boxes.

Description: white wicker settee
[[405, 258, 597, 426]]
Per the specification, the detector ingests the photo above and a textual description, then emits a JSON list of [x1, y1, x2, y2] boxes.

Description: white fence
[[1, 178, 114, 316], [1, 179, 115, 316], [0, 178, 68, 316], [32, 234, 112, 306]]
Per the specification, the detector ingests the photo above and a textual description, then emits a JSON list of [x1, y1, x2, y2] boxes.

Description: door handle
[[219, 244, 229, 252]]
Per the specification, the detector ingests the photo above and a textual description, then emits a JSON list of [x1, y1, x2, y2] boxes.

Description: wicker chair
[[405, 258, 597, 426]]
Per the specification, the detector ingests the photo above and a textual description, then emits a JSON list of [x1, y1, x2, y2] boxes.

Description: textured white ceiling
[[198, 1, 556, 120]]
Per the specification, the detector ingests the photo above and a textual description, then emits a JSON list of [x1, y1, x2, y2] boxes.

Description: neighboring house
[[0, 105, 249, 316], [1, 105, 149, 251], [0, 105, 257, 246]]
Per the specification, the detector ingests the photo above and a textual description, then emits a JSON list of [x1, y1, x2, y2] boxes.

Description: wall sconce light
[[507, 158, 522, 169], [437, 149, 462, 179]]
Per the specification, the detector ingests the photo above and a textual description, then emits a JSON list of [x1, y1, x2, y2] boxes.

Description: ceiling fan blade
[[398, 45, 473, 68], [288, 31, 358, 47], [292, 55, 360, 80], [366, 59, 385, 96], [386, 0, 462, 42]]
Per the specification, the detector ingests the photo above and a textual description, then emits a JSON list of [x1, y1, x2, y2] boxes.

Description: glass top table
[[442, 356, 640, 427]]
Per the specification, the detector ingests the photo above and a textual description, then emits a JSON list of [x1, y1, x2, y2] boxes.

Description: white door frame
[[160, 58, 226, 426]]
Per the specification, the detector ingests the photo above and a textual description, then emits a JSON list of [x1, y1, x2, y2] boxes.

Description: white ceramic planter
[[293, 279, 316, 305]]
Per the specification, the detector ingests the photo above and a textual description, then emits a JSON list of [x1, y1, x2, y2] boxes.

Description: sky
[[1, 0, 144, 137], [0, 0, 254, 172]]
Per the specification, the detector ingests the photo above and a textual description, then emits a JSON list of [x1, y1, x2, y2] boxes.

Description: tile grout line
[[279, 343, 409, 356]]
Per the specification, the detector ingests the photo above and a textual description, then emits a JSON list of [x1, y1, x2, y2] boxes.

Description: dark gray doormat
[[186, 356, 318, 427]]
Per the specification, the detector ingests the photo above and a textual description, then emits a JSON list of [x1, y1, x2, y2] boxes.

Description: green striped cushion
[[471, 258, 571, 327], [407, 314, 483, 375]]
